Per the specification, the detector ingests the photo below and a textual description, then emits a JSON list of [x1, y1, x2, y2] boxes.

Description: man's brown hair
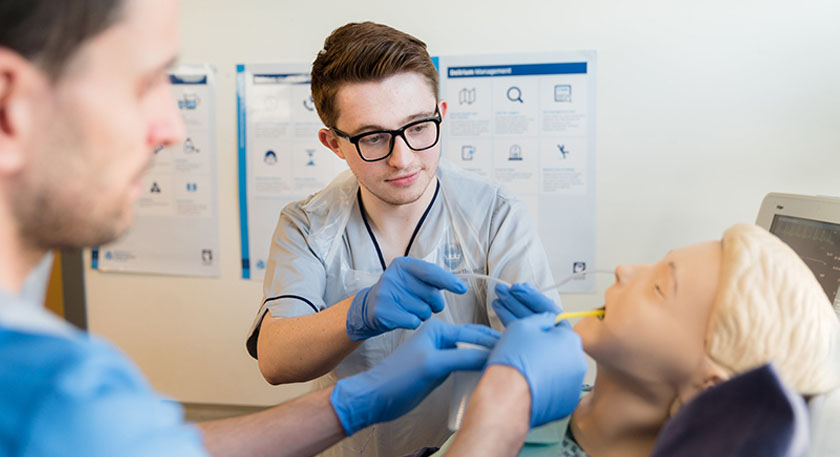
[[0, 0, 124, 79], [310, 22, 439, 128]]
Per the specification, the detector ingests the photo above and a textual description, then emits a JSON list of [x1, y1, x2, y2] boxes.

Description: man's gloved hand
[[346, 256, 468, 341], [493, 283, 566, 328], [330, 319, 500, 436], [487, 313, 587, 428]]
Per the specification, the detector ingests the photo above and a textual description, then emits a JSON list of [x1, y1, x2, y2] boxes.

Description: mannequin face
[[575, 241, 722, 385]]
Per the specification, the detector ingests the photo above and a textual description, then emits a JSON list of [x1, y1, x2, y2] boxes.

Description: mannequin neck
[[570, 366, 679, 457]]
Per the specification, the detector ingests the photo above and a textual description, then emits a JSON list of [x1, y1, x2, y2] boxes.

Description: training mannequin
[[439, 224, 840, 457]]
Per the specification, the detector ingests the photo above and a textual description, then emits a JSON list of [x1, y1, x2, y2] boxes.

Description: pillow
[[651, 364, 809, 457]]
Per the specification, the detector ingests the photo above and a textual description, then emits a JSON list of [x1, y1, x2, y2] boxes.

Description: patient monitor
[[756, 192, 840, 457], [756, 192, 840, 315]]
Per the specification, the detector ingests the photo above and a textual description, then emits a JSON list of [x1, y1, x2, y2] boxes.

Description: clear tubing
[[455, 268, 613, 293], [454, 273, 512, 290], [538, 269, 614, 293]]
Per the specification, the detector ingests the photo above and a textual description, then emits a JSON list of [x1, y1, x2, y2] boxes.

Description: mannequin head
[[575, 224, 840, 411], [707, 223, 840, 395]]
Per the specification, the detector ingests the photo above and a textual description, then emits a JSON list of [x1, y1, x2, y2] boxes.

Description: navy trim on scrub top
[[358, 180, 441, 271], [405, 182, 440, 257], [262, 294, 319, 314]]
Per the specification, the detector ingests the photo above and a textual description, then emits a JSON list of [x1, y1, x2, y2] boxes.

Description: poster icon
[[303, 95, 315, 111], [573, 261, 586, 273], [506, 86, 524, 103], [264, 150, 277, 165], [201, 249, 213, 265], [177, 93, 200, 110], [150, 182, 161, 193], [184, 137, 199, 154], [461, 145, 475, 161], [554, 84, 572, 102], [306, 149, 316, 166], [458, 87, 476, 105], [557, 144, 569, 158], [508, 144, 523, 161]]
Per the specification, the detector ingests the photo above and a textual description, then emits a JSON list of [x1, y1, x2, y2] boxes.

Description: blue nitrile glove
[[487, 313, 587, 428], [330, 319, 501, 436], [346, 256, 468, 340], [493, 282, 566, 328]]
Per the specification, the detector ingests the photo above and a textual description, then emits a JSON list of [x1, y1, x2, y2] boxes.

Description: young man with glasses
[[247, 22, 565, 457]]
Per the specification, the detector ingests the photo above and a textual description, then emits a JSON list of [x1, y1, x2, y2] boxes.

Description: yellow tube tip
[[555, 309, 605, 323]]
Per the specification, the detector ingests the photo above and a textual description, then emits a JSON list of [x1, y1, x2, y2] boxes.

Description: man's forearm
[[199, 388, 345, 457], [445, 365, 531, 457], [257, 296, 362, 384]]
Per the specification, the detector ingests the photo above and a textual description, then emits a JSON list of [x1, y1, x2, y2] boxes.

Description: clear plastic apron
[[313, 163, 496, 457]]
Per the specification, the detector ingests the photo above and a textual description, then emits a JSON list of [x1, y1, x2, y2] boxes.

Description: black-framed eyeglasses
[[332, 107, 442, 162]]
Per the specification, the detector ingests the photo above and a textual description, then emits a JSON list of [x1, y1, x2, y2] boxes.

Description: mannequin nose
[[615, 265, 635, 284]]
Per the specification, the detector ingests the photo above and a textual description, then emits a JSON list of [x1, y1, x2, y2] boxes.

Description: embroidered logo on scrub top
[[441, 243, 463, 270]]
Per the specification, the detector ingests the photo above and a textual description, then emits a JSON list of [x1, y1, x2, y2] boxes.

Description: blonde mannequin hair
[[705, 224, 840, 395]]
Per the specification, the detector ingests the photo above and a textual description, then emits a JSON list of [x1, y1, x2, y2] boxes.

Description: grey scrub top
[[246, 159, 561, 457]]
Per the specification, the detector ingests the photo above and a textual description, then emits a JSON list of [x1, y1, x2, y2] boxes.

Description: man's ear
[[0, 48, 44, 174], [318, 127, 345, 160]]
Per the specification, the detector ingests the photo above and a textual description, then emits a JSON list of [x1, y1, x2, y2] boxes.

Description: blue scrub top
[[0, 325, 208, 457]]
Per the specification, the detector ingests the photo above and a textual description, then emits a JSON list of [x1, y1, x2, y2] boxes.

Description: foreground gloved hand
[[487, 313, 586, 427], [493, 283, 565, 328], [330, 319, 500, 436], [346, 256, 468, 340]]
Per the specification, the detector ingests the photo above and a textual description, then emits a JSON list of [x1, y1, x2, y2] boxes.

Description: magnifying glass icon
[[507, 86, 524, 103]]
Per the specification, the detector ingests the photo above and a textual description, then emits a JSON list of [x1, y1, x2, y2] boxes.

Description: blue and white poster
[[438, 52, 597, 292], [236, 64, 347, 279], [92, 64, 221, 277]]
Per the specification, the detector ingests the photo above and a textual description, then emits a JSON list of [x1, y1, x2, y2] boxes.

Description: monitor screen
[[769, 214, 840, 309]]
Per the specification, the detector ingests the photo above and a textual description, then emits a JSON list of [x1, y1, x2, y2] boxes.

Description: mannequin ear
[[318, 128, 345, 160], [672, 357, 732, 415]]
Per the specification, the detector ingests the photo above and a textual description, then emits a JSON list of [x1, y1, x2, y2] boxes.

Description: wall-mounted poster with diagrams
[[92, 64, 220, 277], [437, 52, 597, 292], [236, 64, 348, 279]]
